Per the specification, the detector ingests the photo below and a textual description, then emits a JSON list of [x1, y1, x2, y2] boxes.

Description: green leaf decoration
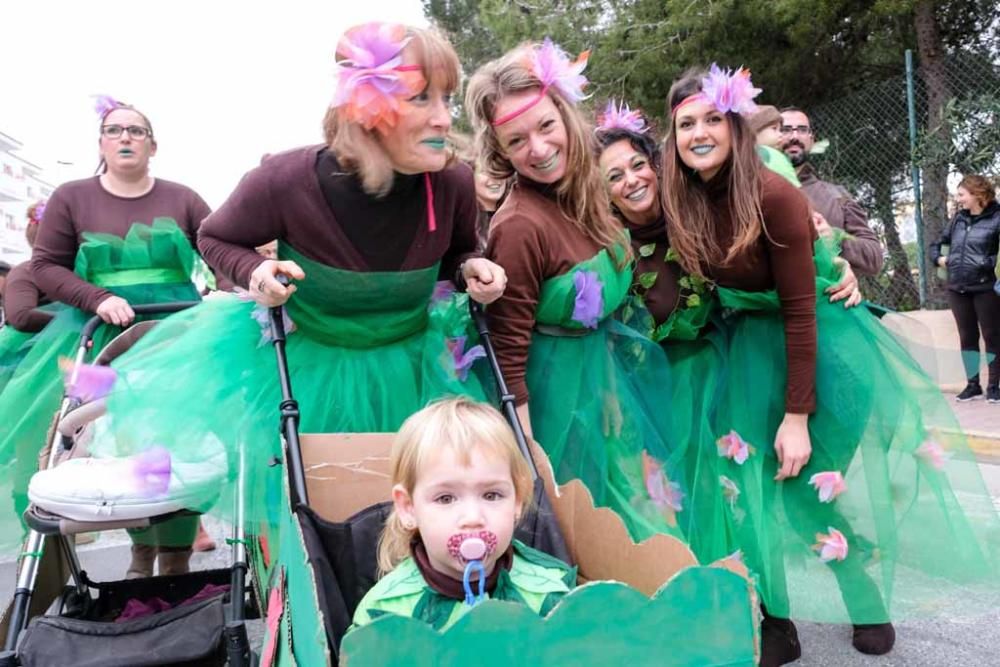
[[665, 247, 680, 263], [342, 568, 757, 666], [638, 243, 656, 258], [638, 272, 658, 289], [686, 294, 701, 308], [678, 277, 691, 289]]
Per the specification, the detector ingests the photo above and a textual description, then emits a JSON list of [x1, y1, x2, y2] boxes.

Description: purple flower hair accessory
[[447, 336, 486, 381], [531, 38, 589, 104], [571, 270, 603, 329], [92, 94, 121, 119], [699, 64, 761, 116], [597, 99, 647, 134]]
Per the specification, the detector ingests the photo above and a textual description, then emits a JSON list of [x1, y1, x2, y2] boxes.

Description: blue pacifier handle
[[462, 560, 487, 606]]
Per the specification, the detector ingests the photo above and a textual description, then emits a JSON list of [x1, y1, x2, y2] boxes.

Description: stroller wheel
[[58, 586, 93, 619]]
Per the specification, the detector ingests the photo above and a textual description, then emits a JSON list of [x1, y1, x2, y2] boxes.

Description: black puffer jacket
[[931, 201, 1000, 293]]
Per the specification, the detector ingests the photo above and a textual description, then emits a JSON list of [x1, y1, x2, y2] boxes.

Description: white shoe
[[28, 446, 225, 522]]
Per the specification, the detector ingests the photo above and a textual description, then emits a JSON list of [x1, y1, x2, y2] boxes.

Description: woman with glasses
[[82, 24, 504, 592], [0, 99, 210, 574]]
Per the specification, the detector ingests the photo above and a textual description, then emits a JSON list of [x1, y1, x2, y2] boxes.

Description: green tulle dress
[[0, 220, 201, 551], [522, 246, 688, 544], [95, 243, 487, 561], [710, 240, 1000, 623]]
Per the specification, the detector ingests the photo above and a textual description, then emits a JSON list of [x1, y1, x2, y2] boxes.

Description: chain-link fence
[[805, 45, 1000, 311]]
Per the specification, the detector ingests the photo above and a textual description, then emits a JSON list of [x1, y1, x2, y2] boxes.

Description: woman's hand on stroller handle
[[96, 295, 135, 327], [462, 258, 507, 305], [250, 259, 305, 307]]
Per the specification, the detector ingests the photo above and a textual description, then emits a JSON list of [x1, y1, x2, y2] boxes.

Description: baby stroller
[[256, 298, 759, 666], [254, 302, 570, 665], [0, 303, 256, 667]]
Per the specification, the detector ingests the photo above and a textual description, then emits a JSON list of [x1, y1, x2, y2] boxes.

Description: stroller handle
[[268, 278, 310, 509], [468, 301, 539, 480], [79, 301, 201, 342]]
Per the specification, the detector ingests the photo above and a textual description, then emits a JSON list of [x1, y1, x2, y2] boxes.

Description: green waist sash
[[279, 244, 439, 349], [89, 267, 191, 288]]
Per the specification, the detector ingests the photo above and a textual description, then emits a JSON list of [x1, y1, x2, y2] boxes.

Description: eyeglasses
[[780, 125, 812, 136], [101, 125, 151, 140]]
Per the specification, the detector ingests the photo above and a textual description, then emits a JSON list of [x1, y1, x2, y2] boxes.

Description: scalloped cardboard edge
[[300, 433, 754, 591]]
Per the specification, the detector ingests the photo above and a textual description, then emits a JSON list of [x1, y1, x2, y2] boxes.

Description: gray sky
[[2, 1, 426, 207]]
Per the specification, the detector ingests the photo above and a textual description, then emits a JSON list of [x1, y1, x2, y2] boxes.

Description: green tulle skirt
[[703, 246, 1000, 623], [524, 246, 692, 545], [0, 326, 35, 395], [0, 220, 201, 553], [96, 261, 487, 538]]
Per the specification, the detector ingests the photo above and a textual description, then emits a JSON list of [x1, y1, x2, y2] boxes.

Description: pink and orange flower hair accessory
[[672, 63, 762, 117], [492, 38, 590, 127], [331, 22, 426, 134]]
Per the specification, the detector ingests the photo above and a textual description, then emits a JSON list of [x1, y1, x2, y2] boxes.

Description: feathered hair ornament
[[673, 64, 762, 117], [597, 99, 647, 134], [492, 38, 590, 126], [92, 94, 122, 120], [330, 22, 426, 134]]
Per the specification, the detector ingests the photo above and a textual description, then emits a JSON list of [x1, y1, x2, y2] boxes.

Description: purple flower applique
[[447, 336, 486, 381], [572, 270, 603, 329], [250, 305, 295, 348], [131, 446, 172, 498], [430, 280, 456, 305], [59, 358, 117, 402]]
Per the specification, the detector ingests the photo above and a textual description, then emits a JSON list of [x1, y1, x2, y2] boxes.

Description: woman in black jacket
[[931, 174, 1000, 403]]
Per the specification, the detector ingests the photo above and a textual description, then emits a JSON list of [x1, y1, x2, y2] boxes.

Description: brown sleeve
[[197, 166, 283, 290], [484, 213, 546, 405], [762, 176, 817, 414], [3, 264, 53, 333], [839, 198, 884, 276], [30, 187, 113, 313], [440, 166, 481, 282]]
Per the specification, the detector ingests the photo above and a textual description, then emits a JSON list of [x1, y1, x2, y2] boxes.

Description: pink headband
[[491, 38, 589, 127], [671, 64, 761, 117]]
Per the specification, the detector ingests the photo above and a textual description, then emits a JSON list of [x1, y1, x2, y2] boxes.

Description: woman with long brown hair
[[660, 66, 1000, 666], [466, 40, 686, 544]]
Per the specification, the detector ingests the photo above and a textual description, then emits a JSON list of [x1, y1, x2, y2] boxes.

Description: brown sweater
[[702, 168, 817, 414], [31, 177, 210, 312], [198, 146, 479, 288], [2, 262, 53, 333], [624, 215, 682, 326], [485, 179, 606, 404]]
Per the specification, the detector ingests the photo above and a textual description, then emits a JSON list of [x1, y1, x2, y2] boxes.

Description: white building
[[0, 130, 55, 267]]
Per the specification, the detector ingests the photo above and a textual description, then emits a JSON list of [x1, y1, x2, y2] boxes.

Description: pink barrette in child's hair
[[492, 38, 590, 126], [93, 94, 122, 120], [330, 22, 426, 134], [597, 99, 647, 134], [672, 63, 762, 117]]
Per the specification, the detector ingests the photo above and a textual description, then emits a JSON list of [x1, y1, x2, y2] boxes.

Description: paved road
[[3, 470, 999, 666]]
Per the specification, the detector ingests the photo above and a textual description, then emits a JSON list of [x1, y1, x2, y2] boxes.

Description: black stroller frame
[[0, 303, 255, 667], [265, 295, 571, 662]]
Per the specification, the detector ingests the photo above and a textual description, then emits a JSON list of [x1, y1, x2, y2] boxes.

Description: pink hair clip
[[673, 63, 762, 117], [492, 38, 590, 126], [597, 99, 647, 134], [331, 22, 426, 134]]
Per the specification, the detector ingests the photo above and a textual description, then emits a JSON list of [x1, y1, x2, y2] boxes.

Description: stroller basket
[[17, 568, 232, 667]]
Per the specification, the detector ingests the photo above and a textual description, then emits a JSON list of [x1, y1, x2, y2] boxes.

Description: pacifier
[[446, 531, 498, 564], [447, 531, 499, 606]]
